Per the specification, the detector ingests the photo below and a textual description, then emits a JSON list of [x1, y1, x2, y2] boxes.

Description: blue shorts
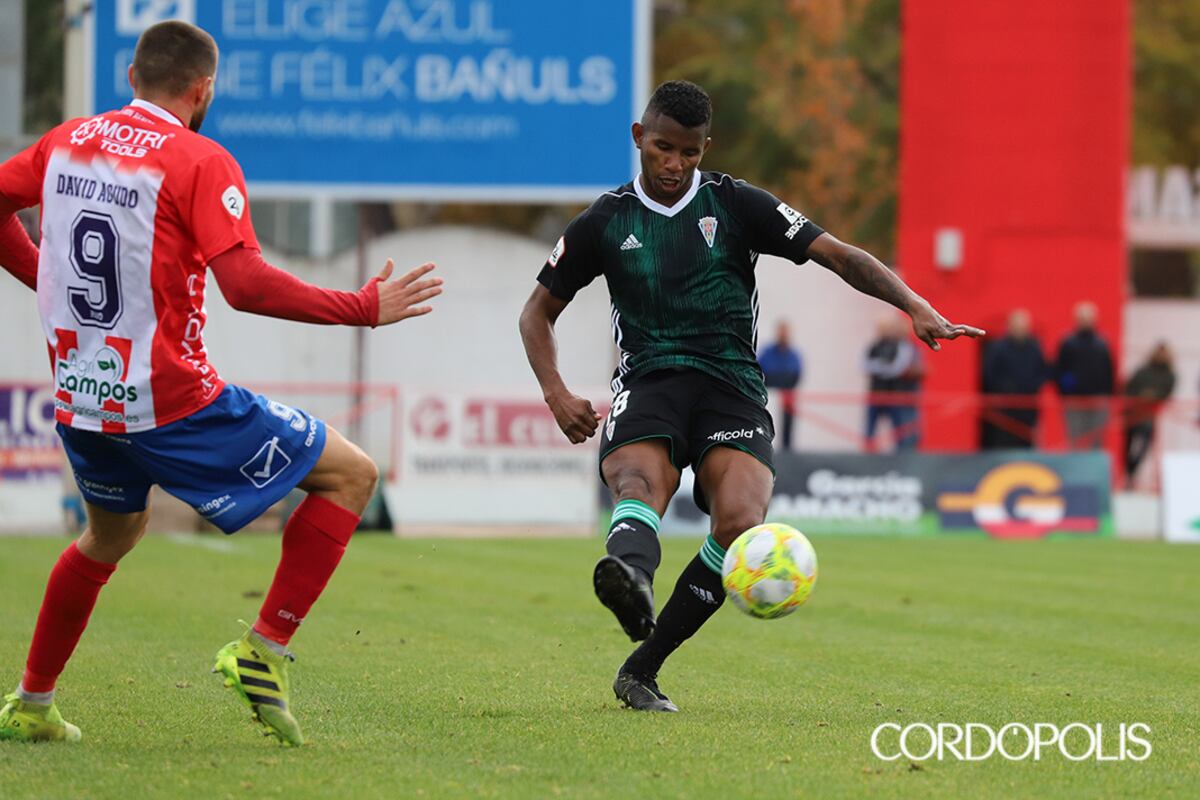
[[58, 385, 327, 534]]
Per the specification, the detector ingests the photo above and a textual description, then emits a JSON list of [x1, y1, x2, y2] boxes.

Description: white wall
[[358, 226, 614, 395], [204, 254, 357, 385], [202, 226, 612, 396], [0, 277, 50, 378]]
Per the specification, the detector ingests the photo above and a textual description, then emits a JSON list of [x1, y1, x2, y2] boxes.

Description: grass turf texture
[[0, 534, 1196, 799]]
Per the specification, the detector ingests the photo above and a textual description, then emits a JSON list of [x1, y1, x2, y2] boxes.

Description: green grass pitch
[[0, 533, 1197, 799]]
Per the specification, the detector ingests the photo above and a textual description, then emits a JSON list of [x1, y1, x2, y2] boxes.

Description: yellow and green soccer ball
[[722, 523, 818, 619]]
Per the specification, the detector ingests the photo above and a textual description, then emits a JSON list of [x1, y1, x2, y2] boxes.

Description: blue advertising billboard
[[88, 1, 650, 200]]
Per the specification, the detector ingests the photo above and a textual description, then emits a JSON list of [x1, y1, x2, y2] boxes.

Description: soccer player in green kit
[[519, 81, 982, 711]]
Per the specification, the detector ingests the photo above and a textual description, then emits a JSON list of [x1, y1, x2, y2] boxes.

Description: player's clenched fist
[[371, 260, 444, 325], [546, 390, 602, 444]]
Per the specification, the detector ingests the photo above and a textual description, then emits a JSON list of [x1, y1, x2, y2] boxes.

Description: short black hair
[[132, 21, 218, 97], [643, 80, 712, 130]]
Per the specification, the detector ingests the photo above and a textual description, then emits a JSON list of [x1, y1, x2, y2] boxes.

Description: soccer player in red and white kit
[[0, 21, 441, 746]]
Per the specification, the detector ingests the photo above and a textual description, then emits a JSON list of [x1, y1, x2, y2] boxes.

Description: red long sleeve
[[209, 245, 379, 326], [0, 193, 38, 291]]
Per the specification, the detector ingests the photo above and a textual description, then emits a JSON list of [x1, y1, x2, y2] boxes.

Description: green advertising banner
[[656, 452, 1113, 539]]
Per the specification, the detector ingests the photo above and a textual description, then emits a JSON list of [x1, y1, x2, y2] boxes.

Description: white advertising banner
[[1161, 452, 1200, 543], [386, 392, 598, 530]]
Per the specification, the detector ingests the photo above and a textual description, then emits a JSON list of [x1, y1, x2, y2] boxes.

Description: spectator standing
[[864, 315, 923, 450], [758, 321, 803, 450], [1123, 342, 1175, 486], [982, 309, 1047, 448], [1055, 302, 1114, 449]]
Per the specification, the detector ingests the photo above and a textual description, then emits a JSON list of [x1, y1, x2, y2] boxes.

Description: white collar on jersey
[[129, 98, 184, 127], [633, 170, 701, 218]]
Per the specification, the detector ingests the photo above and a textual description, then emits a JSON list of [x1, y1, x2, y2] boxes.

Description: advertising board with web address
[[90, 0, 650, 200]]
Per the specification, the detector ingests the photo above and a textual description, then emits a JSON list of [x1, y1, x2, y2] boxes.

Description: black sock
[[606, 499, 662, 582], [623, 545, 725, 677]]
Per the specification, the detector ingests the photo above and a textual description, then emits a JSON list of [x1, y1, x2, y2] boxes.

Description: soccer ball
[[722, 523, 818, 619]]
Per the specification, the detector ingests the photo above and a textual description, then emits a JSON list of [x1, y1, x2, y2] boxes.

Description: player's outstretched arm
[[807, 233, 985, 350], [519, 284, 602, 444], [210, 245, 441, 327]]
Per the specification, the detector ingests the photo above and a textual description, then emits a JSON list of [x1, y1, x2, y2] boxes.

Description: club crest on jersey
[[698, 217, 718, 249]]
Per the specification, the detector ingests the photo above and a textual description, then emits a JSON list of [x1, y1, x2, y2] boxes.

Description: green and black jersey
[[537, 171, 826, 404]]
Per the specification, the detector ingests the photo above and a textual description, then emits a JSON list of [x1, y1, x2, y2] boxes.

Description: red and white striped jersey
[[0, 99, 259, 433]]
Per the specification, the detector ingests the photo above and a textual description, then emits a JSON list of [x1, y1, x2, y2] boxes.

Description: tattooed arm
[[806, 233, 984, 350]]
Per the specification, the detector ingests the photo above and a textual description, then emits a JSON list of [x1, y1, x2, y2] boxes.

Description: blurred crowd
[[979, 301, 1176, 485], [758, 302, 1180, 484]]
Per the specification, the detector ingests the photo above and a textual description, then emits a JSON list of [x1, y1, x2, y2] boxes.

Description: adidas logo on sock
[[620, 234, 643, 250], [606, 522, 637, 542], [689, 584, 719, 605]]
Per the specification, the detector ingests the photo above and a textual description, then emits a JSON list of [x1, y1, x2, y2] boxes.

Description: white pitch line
[[166, 533, 237, 554]]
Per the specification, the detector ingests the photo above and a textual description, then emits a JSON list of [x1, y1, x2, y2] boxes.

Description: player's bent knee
[[79, 521, 146, 563], [712, 511, 767, 548], [344, 452, 379, 509], [609, 470, 655, 504], [360, 455, 380, 496], [609, 469, 677, 512]]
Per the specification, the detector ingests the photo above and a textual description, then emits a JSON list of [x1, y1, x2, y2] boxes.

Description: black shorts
[[599, 369, 775, 513]]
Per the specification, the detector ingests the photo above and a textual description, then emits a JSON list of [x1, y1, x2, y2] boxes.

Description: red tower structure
[[898, 1, 1130, 453]]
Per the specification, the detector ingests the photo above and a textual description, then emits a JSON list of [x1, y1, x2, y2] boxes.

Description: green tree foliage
[[656, 0, 901, 260], [1133, 0, 1200, 166], [1129, 1, 1200, 297], [24, 0, 64, 134]]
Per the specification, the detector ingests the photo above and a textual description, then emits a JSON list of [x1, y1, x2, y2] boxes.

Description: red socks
[[22, 542, 117, 694], [18, 496, 356, 694], [254, 495, 359, 646]]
